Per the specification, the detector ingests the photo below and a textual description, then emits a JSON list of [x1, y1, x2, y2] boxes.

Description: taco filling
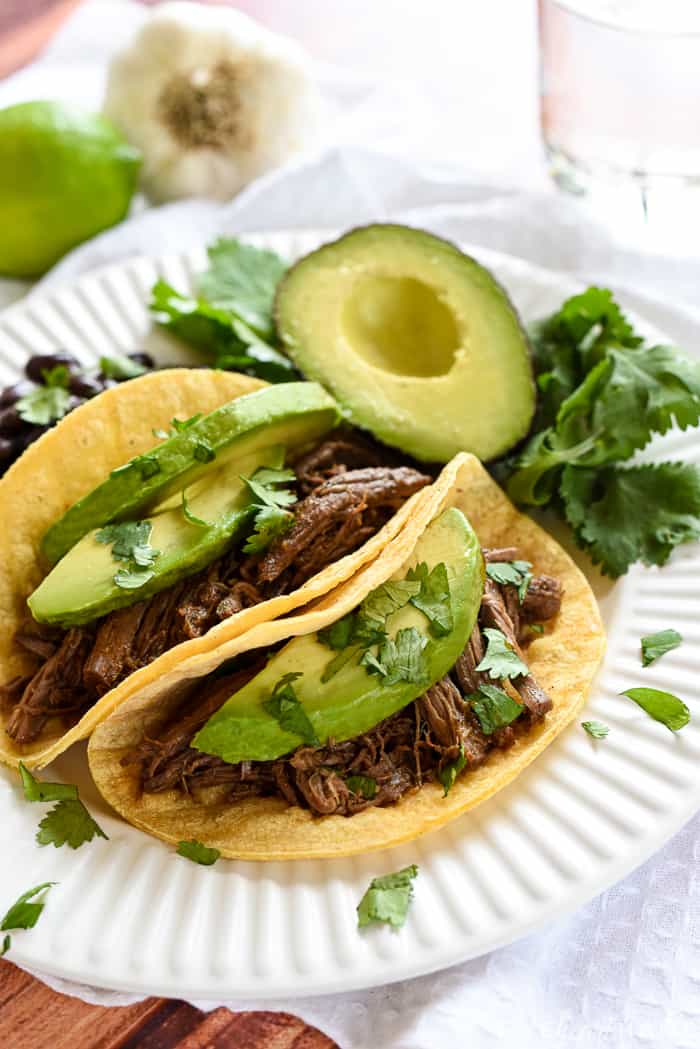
[[1, 430, 429, 747], [122, 545, 561, 816]]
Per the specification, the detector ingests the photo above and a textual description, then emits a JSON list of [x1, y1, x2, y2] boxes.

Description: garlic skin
[[103, 1, 318, 203]]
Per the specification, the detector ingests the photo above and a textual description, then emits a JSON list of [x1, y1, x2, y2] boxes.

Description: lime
[[0, 101, 141, 278]]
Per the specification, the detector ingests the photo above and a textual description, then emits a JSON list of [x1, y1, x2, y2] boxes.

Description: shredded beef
[[249, 466, 430, 591], [521, 575, 563, 623], [292, 429, 407, 496]]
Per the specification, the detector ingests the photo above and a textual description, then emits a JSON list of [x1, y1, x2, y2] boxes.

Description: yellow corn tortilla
[[88, 453, 606, 860], [0, 369, 435, 769]]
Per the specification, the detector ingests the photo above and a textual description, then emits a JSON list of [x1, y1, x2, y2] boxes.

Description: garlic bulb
[[103, 1, 318, 203]]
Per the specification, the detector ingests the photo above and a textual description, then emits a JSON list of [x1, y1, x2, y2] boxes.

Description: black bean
[[0, 436, 17, 464], [0, 406, 25, 436], [0, 380, 35, 408], [69, 374, 103, 398], [128, 352, 154, 368], [25, 352, 81, 383]]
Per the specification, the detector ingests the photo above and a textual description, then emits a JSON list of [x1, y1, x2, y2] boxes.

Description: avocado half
[[275, 225, 535, 462]]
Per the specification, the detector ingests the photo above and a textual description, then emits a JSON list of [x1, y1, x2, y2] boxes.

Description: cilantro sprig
[[242, 465, 297, 555], [17, 365, 71, 425], [1, 882, 56, 955], [357, 865, 418, 929], [96, 519, 160, 590], [262, 673, 319, 746], [177, 839, 220, 866], [469, 684, 524, 735], [501, 287, 700, 576], [19, 763, 108, 849], [475, 628, 529, 680], [485, 560, 532, 603]]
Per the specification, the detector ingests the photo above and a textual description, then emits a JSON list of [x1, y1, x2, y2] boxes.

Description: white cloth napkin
[[3, 4, 700, 1047]]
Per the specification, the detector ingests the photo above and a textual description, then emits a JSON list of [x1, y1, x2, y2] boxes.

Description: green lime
[[0, 101, 141, 278]]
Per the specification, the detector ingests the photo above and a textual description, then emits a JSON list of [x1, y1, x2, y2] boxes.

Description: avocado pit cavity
[[342, 276, 459, 378]]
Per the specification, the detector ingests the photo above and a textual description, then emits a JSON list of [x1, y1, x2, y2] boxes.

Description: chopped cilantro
[[319, 615, 357, 652], [475, 628, 528, 680], [529, 623, 545, 635], [582, 720, 610, 739], [242, 466, 296, 555], [641, 628, 682, 667], [99, 354, 147, 380], [346, 775, 377, 800], [360, 627, 428, 686], [439, 745, 466, 797], [406, 562, 453, 636], [361, 579, 421, 626], [17, 366, 71, 425], [136, 455, 160, 480], [198, 238, 288, 339], [1, 935, 9, 957], [357, 865, 418, 929], [181, 489, 210, 528], [485, 560, 533, 603], [1, 883, 55, 933], [321, 644, 363, 684], [19, 762, 78, 803], [621, 688, 690, 731], [177, 839, 220, 866], [193, 440, 215, 464], [96, 520, 160, 590], [469, 684, 524, 735], [262, 673, 319, 746], [36, 799, 108, 849], [152, 413, 202, 440]]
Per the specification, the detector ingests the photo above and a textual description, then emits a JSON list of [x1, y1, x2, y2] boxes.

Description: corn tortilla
[[88, 453, 606, 860], [0, 369, 435, 768]]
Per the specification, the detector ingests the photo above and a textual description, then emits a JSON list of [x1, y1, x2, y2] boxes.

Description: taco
[[87, 453, 605, 860], [0, 369, 436, 768]]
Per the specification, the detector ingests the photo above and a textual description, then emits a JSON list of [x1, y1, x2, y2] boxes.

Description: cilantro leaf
[[485, 560, 533, 603], [177, 839, 220, 866], [197, 238, 287, 339], [181, 489, 210, 528], [320, 644, 363, 684], [19, 762, 78, 803], [262, 673, 319, 746], [96, 519, 160, 590], [406, 562, 453, 636], [361, 579, 421, 625], [1, 934, 9, 957], [641, 629, 682, 667], [346, 775, 377, 800], [582, 720, 610, 739], [319, 615, 358, 652], [528, 623, 545, 635], [621, 688, 690, 731], [357, 865, 418, 929], [439, 745, 466, 796], [469, 684, 524, 735], [36, 799, 108, 849], [360, 627, 428, 686], [561, 462, 700, 577], [17, 366, 71, 425], [475, 628, 528, 680], [242, 465, 296, 555], [1, 883, 55, 933], [242, 504, 293, 555], [150, 280, 296, 383], [99, 354, 147, 380]]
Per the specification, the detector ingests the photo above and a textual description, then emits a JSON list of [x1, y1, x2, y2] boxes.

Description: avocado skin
[[41, 382, 340, 566], [192, 507, 484, 764], [274, 224, 536, 463]]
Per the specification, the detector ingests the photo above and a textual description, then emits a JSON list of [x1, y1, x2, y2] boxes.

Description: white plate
[[0, 231, 698, 1001]]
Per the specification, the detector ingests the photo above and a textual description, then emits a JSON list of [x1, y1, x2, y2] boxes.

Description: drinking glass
[[538, 0, 700, 248]]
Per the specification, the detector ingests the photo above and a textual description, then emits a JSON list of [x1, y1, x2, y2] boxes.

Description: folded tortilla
[[88, 453, 606, 860], [0, 369, 435, 769]]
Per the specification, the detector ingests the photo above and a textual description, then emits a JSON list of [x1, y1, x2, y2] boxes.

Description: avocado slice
[[192, 507, 483, 764], [41, 381, 339, 565], [275, 225, 535, 462], [29, 445, 283, 627]]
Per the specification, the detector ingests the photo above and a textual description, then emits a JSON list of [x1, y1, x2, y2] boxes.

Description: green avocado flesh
[[275, 225, 535, 462], [192, 507, 484, 764], [29, 445, 285, 627], [41, 382, 339, 565]]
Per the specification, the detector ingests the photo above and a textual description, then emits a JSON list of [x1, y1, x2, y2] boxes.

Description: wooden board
[[0, 959, 338, 1048]]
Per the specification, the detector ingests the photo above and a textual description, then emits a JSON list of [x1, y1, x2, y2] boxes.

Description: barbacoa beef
[[4, 433, 427, 745], [129, 550, 563, 817]]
